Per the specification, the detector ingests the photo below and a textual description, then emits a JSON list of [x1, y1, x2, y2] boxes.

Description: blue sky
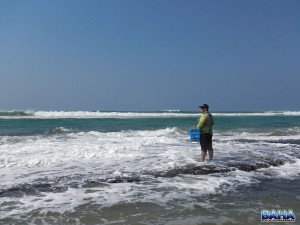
[[0, 0, 299, 111]]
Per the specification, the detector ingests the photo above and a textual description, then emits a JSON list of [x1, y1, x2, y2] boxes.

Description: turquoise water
[[2, 113, 300, 134], [0, 111, 299, 224]]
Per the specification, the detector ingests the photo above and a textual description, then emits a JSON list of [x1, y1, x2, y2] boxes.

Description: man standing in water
[[197, 104, 214, 162]]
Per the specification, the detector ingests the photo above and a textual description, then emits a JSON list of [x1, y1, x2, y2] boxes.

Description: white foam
[[0, 169, 259, 220], [33, 111, 199, 118], [1, 126, 298, 186], [1, 124, 299, 221], [215, 131, 300, 143], [259, 158, 300, 179], [1, 110, 300, 119], [213, 111, 300, 117], [0, 128, 194, 186], [30, 110, 300, 118]]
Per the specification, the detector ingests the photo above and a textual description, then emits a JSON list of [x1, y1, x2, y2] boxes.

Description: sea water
[[0, 111, 299, 225]]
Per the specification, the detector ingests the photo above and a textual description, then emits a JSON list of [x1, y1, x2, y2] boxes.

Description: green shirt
[[197, 112, 214, 134]]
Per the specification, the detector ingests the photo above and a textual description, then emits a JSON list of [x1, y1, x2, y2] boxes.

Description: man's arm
[[197, 115, 206, 129]]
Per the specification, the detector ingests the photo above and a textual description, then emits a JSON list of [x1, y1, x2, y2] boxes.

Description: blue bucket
[[189, 129, 200, 141]]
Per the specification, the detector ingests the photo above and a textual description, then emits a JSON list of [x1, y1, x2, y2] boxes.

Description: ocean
[[0, 110, 299, 225]]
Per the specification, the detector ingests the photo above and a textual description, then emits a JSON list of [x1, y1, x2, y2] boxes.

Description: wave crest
[[1, 110, 300, 119]]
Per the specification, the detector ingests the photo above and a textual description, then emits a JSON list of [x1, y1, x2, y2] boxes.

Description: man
[[197, 104, 214, 162]]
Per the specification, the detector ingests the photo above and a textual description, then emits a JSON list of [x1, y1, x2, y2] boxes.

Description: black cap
[[199, 104, 209, 109]]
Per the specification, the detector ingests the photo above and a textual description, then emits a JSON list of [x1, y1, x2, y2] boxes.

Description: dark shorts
[[200, 133, 213, 152]]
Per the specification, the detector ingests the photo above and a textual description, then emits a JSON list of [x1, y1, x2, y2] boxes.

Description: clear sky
[[0, 0, 299, 111]]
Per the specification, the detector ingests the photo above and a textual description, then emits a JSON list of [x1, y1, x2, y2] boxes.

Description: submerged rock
[[227, 159, 285, 172], [150, 159, 289, 178], [151, 164, 233, 178], [0, 158, 292, 196]]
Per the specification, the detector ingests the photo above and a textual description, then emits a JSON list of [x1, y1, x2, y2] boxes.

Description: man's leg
[[200, 150, 206, 162], [207, 134, 213, 161], [208, 150, 213, 160]]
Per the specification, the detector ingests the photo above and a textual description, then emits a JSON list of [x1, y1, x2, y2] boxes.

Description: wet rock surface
[[0, 158, 292, 196], [149, 159, 287, 178], [150, 164, 232, 178], [227, 159, 285, 172]]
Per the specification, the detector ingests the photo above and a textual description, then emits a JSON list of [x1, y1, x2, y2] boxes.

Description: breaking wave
[[1, 110, 300, 119]]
